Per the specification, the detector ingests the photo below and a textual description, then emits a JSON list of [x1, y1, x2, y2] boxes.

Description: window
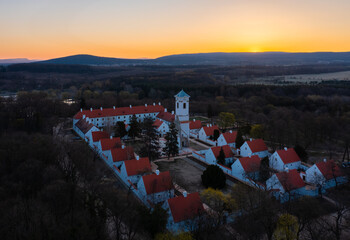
[[183, 102, 186, 109], [177, 102, 179, 108]]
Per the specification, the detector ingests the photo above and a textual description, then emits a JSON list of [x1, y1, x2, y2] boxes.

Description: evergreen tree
[[129, 114, 140, 138], [217, 147, 226, 165], [140, 117, 160, 161], [294, 144, 308, 163], [163, 123, 179, 159], [259, 156, 270, 182], [207, 104, 213, 118], [213, 129, 220, 141], [114, 121, 127, 138], [201, 165, 226, 189], [236, 129, 244, 148]]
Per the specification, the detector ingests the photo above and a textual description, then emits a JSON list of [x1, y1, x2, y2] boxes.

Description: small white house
[[189, 119, 202, 137], [269, 147, 301, 171], [266, 169, 307, 202], [119, 156, 152, 186], [90, 131, 110, 149], [231, 155, 261, 182], [240, 139, 269, 158], [97, 136, 122, 158], [204, 145, 234, 165], [217, 130, 237, 148], [136, 170, 175, 206], [306, 159, 347, 189], [162, 192, 204, 232], [106, 145, 135, 167], [198, 125, 220, 145], [153, 119, 170, 136]]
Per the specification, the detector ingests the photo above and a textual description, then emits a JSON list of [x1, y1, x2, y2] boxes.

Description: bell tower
[[175, 90, 190, 122]]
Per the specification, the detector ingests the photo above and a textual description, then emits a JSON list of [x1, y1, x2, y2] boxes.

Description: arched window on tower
[[183, 102, 186, 109]]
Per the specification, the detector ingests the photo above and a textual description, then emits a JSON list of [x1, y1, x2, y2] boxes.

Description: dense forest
[[1, 64, 350, 239]]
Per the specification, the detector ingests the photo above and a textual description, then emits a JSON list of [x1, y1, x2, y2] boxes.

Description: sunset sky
[[1, 0, 350, 60]]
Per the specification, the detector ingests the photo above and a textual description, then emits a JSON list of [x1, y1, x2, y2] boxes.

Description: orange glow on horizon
[[1, 0, 350, 60]]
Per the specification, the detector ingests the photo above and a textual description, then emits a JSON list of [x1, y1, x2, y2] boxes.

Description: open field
[[255, 70, 350, 84]]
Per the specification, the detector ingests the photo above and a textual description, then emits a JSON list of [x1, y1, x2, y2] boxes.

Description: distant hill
[[38, 54, 147, 65], [9, 52, 350, 66], [0, 58, 39, 65]]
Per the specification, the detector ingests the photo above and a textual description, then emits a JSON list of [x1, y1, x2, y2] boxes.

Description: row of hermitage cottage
[[73, 90, 348, 232]]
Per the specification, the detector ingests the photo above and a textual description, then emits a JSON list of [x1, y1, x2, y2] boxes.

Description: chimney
[[158, 102, 161, 105], [86, 117, 89, 121], [113, 106, 115, 110], [80, 108, 82, 112], [284, 147, 288, 151], [100, 107, 103, 111], [285, 167, 289, 172], [248, 153, 252, 158], [193, 119, 196, 122], [207, 124, 209, 127], [250, 138, 252, 141], [122, 145, 125, 149], [153, 102, 155, 106], [156, 170, 160, 175], [90, 108, 93, 111], [171, 111, 174, 114], [229, 130, 233, 133], [323, 158, 327, 162], [83, 114, 86, 119], [110, 136, 113, 139], [165, 108, 167, 112], [136, 155, 140, 160], [183, 191, 188, 198], [210, 124, 212, 127], [145, 104, 147, 107], [129, 105, 132, 108]]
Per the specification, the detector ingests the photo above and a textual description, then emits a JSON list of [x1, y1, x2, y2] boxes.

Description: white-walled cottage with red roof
[[266, 169, 315, 202], [189, 119, 202, 137], [162, 192, 204, 232], [198, 124, 221, 145], [105, 145, 135, 167], [153, 119, 169, 136], [204, 145, 234, 165], [269, 147, 301, 171], [119, 156, 152, 186], [73, 117, 100, 142], [90, 131, 110, 149], [231, 155, 261, 182], [136, 170, 175, 206], [97, 136, 121, 159], [218, 130, 237, 148], [306, 159, 347, 189], [240, 139, 269, 158]]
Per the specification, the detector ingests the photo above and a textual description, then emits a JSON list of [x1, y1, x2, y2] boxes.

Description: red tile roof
[[111, 146, 135, 162], [190, 120, 202, 130], [92, 131, 109, 142], [142, 171, 174, 194], [222, 131, 237, 144], [246, 139, 268, 153], [156, 111, 175, 123], [316, 160, 344, 180], [277, 148, 300, 164], [74, 104, 164, 119], [202, 125, 220, 136], [124, 157, 152, 176], [167, 192, 204, 223], [238, 155, 261, 173], [211, 145, 234, 159], [152, 119, 163, 129], [100, 137, 122, 151], [75, 118, 94, 134], [276, 169, 305, 191]]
